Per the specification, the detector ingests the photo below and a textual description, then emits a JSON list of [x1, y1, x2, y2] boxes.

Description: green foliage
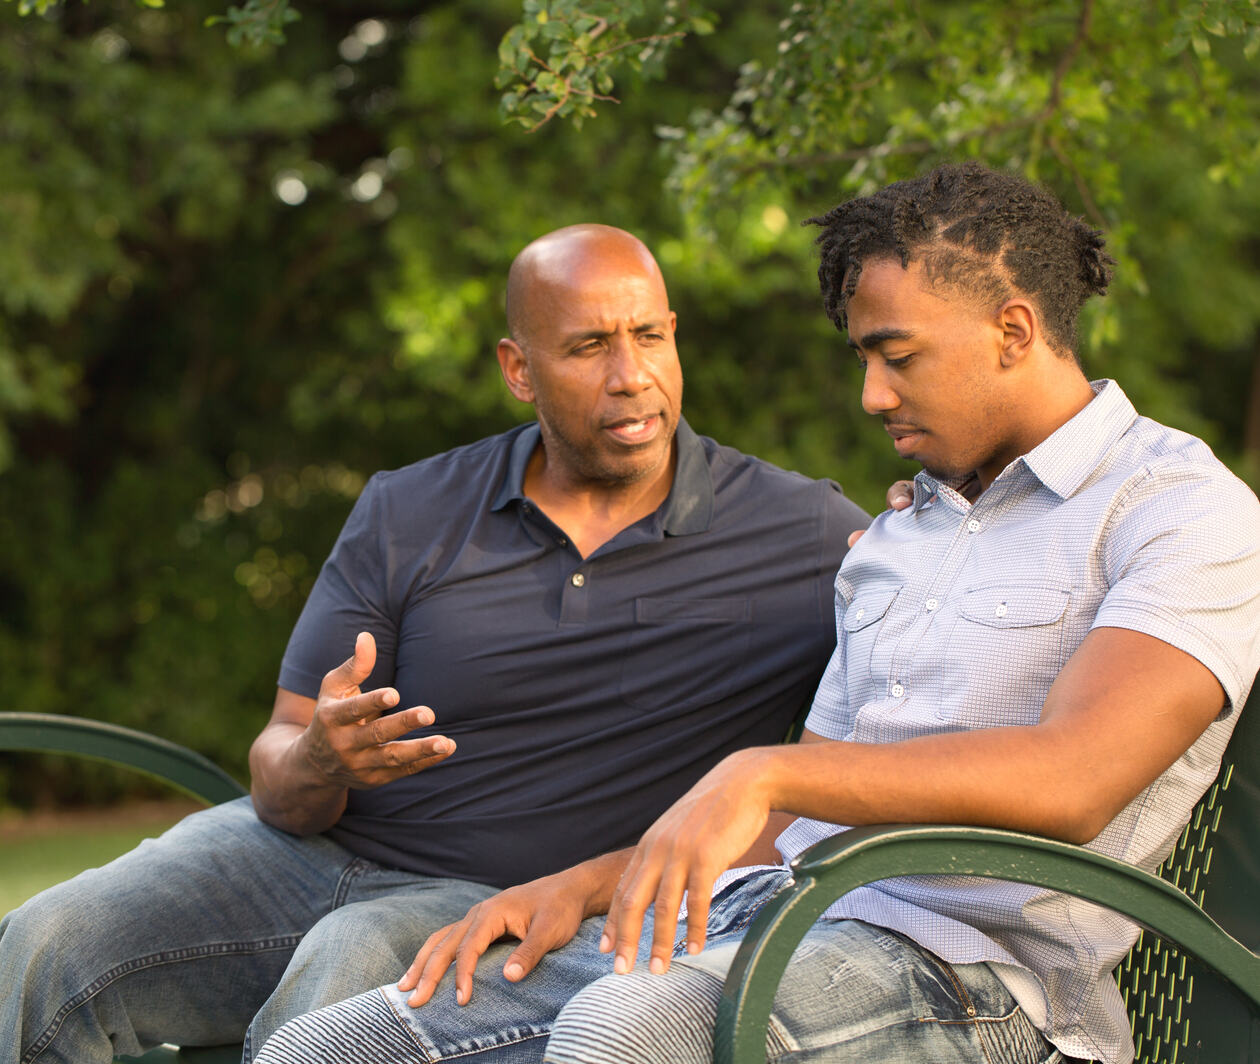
[[0, 0, 1257, 808], [493, 0, 716, 129], [204, 0, 299, 47]]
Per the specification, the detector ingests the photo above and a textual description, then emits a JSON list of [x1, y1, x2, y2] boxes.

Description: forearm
[[748, 630, 1225, 845], [552, 848, 635, 918], [249, 722, 349, 835]]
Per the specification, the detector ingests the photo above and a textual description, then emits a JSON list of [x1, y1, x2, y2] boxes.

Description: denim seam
[[921, 953, 995, 1064], [380, 990, 551, 1063], [22, 936, 303, 1064], [331, 858, 378, 908]]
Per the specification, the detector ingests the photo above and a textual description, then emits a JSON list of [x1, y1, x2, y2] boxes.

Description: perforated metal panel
[[1113, 764, 1236, 1064]]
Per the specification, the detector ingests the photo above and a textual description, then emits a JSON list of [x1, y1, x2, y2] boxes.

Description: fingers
[[400, 921, 468, 1007], [887, 479, 914, 510], [330, 631, 377, 694], [501, 910, 576, 984], [601, 853, 657, 976], [849, 480, 913, 549]]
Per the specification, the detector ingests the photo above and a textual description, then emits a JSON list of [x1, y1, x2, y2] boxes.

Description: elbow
[[1034, 798, 1117, 847]]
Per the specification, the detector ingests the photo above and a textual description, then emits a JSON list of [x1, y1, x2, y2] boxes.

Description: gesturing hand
[[398, 871, 593, 1008], [300, 631, 456, 789], [599, 750, 772, 978]]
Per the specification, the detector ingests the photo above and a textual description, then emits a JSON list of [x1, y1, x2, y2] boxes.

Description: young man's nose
[[861, 363, 900, 415]]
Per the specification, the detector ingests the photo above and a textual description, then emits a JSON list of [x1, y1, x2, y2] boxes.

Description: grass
[[0, 800, 200, 916]]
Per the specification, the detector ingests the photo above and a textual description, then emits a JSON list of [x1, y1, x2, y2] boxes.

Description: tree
[[1, 0, 1256, 805]]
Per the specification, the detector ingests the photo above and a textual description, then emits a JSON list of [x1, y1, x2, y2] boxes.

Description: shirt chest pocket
[[945, 584, 1072, 719], [841, 586, 899, 693], [618, 597, 752, 712]]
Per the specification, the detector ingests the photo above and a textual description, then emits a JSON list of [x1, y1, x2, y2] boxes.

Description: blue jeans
[[255, 871, 1068, 1064], [0, 798, 495, 1064]]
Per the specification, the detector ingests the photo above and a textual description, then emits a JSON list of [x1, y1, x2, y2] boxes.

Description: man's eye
[[885, 354, 914, 368]]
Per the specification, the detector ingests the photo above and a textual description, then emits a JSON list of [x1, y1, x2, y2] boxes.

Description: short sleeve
[[277, 474, 399, 698], [1094, 461, 1260, 711]]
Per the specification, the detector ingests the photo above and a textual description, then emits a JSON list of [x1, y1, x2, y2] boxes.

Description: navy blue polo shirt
[[278, 419, 868, 887]]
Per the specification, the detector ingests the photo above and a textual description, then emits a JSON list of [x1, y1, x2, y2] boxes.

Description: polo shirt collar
[[490, 417, 713, 536]]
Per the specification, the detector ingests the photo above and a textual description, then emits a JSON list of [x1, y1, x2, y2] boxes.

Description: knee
[[0, 879, 101, 976], [286, 906, 413, 983], [545, 967, 721, 1064]]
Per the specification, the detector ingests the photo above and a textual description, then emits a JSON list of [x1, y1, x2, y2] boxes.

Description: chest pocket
[[618, 597, 752, 712], [946, 584, 1071, 721], [841, 586, 899, 695], [957, 585, 1069, 629]]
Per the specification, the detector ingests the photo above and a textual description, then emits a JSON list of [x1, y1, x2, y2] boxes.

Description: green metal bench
[[0, 712, 247, 1064], [7, 699, 1258, 1064], [715, 681, 1260, 1064]]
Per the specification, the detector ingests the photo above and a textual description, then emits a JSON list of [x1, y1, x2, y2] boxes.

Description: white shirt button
[[571, 572, 585, 588], [995, 602, 1008, 618], [891, 682, 905, 698], [855, 607, 865, 621], [925, 598, 938, 612], [967, 519, 981, 533]]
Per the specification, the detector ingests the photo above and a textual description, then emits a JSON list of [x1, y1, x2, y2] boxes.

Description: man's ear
[[997, 298, 1037, 367], [497, 338, 534, 403]]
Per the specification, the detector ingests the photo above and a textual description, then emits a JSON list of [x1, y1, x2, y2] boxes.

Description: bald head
[[506, 225, 668, 347]]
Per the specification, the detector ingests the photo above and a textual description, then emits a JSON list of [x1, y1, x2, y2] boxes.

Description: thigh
[[255, 909, 647, 1064], [545, 918, 1060, 1064], [1, 797, 361, 1055], [763, 921, 1059, 1064], [247, 877, 501, 1055]]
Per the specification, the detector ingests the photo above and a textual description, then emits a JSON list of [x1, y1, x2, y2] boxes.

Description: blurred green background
[[1, 0, 1257, 811]]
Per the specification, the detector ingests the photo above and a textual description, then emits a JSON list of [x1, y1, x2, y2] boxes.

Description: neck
[[977, 363, 1095, 491], [524, 447, 676, 558]]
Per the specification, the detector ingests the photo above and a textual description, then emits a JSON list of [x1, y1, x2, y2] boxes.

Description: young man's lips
[[885, 425, 923, 454]]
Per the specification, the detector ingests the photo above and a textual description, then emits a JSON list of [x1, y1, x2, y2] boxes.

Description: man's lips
[[885, 423, 924, 455], [604, 413, 662, 444]]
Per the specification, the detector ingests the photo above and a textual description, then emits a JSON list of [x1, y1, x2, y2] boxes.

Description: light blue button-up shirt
[[772, 380, 1260, 1063]]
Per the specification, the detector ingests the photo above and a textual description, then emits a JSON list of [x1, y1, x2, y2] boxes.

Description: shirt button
[[855, 608, 865, 621], [570, 572, 585, 588], [557, 537, 567, 547], [967, 519, 981, 533], [995, 603, 1008, 618], [925, 598, 938, 612], [891, 682, 905, 698]]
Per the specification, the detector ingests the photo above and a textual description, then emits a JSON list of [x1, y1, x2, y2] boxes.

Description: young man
[[0, 225, 869, 1064], [254, 164, 1260, 1064]]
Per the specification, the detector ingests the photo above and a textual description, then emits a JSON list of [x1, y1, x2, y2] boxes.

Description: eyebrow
[[847, 327, 915, 352], [561, 320, 669, 346]]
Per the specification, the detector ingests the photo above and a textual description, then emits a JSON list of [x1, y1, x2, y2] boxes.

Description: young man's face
[[844, 256, 1022, 489]]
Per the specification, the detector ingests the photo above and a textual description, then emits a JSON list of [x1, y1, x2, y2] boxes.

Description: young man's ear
[[497, 338, 535, 403], [996, 299, 1037, 367]]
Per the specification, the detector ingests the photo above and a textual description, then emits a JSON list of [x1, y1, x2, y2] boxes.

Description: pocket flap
[[634, 597, 750, 624], [958, 585, 1070, 629], [842, 588, 898, 632]]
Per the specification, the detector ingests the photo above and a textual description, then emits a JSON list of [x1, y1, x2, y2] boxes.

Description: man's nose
[[606, 339, 653, 395], [861, 362, 899, 415]]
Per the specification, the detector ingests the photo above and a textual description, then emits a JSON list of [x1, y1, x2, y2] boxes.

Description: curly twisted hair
[[806, 162, 1114, 358]]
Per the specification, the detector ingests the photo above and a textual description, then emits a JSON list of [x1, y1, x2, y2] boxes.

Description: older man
[[0, 224, 868, 1063], [255, 166, 1260, 1064]]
